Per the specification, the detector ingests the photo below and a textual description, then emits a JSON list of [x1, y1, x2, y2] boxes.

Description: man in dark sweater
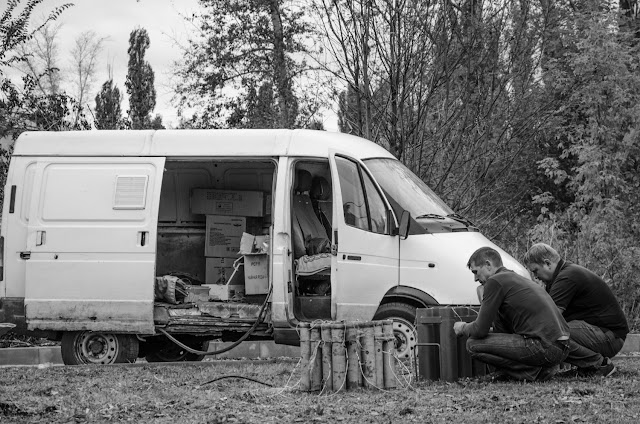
[[453, 247, 570, 381], [523, 243, 628, 377]]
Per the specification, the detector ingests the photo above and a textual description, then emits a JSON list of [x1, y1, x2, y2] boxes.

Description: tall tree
[[94, 67, 123, 130], [125, 27, 157, 129], [174, 0, 323, 129], [15, 21, 62, 95], [70, 30, 105, 119]]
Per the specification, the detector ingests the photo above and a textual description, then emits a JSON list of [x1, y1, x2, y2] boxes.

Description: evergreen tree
[[125, 27, 158, 129], [94, 78, 122, 129]]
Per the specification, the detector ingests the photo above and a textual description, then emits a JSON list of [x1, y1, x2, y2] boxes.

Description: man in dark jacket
[[523, 243, 628, 377], [453, 247, 570, 381]]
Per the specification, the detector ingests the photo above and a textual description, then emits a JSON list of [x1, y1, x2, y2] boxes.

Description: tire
[[61, 331, 139, 365], [144, 338, 207, 363], [373, 302, 418, 361]]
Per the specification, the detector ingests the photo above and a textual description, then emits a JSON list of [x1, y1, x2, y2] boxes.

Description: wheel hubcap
[[392, 318, 416, 360], [77, 332, 119, 364]]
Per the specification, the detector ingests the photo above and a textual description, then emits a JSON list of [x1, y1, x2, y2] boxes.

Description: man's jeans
[[467, 333, 569, 381], [565, 320, 625, 369]]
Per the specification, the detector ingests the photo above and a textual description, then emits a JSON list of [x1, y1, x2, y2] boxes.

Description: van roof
[[13, 129, 396, 161]]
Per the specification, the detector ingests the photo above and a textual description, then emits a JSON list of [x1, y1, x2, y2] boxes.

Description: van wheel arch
[[380, 286, 439, 309]]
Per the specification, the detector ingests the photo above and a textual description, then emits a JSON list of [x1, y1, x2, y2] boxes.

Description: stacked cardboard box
[[192, 189, 264, 217], [193, 189, 270, 300], [204, 215, 245, 258]]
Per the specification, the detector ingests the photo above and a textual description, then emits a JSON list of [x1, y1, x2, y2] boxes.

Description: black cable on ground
[[158, 285, 273, 356], [199, 374, 274, 387]]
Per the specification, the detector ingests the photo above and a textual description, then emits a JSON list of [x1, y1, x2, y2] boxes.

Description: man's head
[[522, 243, 561, 284], [467, 247, 503, 284]]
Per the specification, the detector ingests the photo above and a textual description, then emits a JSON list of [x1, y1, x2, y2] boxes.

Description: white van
[[0, 129, 529, 364]]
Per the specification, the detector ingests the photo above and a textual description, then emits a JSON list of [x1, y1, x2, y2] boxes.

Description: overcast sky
[[44, 0, 201, 128]]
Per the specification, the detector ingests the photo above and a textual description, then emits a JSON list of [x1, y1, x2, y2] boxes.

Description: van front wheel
[[372, 302, 417, 361], [61, 331, 139, 365]]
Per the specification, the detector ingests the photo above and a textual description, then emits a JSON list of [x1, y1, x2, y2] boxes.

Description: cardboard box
[[204, 283, 246, 301], [205, 215, 246, 257], [206, 215, 246, 237], [239, 232, 269, 255], [244, 253, 269, 295], [192, 189, 265, 217], [184, 285, 210, 303], [206, 257, 244, 285]]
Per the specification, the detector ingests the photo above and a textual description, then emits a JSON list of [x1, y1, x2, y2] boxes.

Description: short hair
[[467, 247, 503, 268], [522, 243, 561, 265]]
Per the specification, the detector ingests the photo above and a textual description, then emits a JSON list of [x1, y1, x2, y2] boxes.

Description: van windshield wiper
[[415, 213, 445, 220], [446, 213, 475, 227]]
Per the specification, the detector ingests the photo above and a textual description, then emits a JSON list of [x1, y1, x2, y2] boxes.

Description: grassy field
[[1, 357, 639, 423]]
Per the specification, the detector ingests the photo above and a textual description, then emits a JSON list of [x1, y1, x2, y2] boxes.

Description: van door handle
[[139, 231, 147, 246], [36, 231, 46, 246], [20, 251, 31, 260], [346, 255, 361, 261]]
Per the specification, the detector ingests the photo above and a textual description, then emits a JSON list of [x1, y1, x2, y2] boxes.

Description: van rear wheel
[[373, 302, 417, 361], [61, 331, 139, 365]]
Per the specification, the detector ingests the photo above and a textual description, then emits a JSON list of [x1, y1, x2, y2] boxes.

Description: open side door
[[328, 151, 399, 321], [24, 157, 165, 333]]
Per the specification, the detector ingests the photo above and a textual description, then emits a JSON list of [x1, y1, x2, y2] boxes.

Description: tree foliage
[[1, 0, 84, 141], [94, 74, 123, 130], [313, 0, 640, 324], [529, 2, 640, 326], [174, 0, 324, 129], [125, 27, 158, 129]]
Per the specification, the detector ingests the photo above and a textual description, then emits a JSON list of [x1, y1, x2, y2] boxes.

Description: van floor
[[153, 301, 270, 337]]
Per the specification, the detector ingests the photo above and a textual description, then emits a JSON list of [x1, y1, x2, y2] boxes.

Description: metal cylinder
[[310, 325, 323, 391], [361, 323, 376, 388], [382, 320, 396, 389], [438, 308, 458, 382], [346, 323, 362, 389], [373, 322, 384, 388], [299, 323, 311, 391], [454, 307, 473, 378], [330, 324, 346, 391], [321, 324, 333, 392], [416, 307, 441, 381]]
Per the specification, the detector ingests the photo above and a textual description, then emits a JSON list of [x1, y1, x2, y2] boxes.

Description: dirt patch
[[0, 358, 639, 423]]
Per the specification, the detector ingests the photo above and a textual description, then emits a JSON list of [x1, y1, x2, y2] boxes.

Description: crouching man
[[453, 247, 570, 381], [523, 243, 627, 377]]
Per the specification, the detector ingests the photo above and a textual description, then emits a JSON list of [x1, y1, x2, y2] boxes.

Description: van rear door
[[24, 157, 165, 333]]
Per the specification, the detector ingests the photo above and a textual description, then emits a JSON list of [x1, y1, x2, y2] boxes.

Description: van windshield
[[363, 158, 453, 219]]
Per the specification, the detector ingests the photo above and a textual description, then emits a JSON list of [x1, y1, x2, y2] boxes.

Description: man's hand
[[453, 321, 466, 336]]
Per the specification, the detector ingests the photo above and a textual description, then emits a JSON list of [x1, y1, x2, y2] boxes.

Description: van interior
[[155, 158, 334, 322], [156, 159, 275, 306], [291, 160, 333, 322]]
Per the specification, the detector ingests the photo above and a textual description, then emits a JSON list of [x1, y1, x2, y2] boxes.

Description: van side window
[[335, 156, 387, 234]]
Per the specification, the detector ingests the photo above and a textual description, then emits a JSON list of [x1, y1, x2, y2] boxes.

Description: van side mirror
[[399, 211, 410, 239]]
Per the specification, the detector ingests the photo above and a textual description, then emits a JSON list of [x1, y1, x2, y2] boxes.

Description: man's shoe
[[536, 364, 560, 382], [478, 371, 511, 383], [597, 358, 616, 377]]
